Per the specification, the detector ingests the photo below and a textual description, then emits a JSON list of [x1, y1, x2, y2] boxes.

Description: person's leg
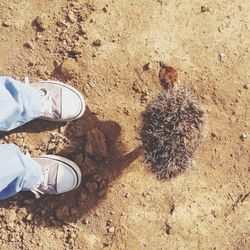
[[0, 77, 84, 199], [0, 76, 86, 131], [0, 144, 42, 200], [0, 144, 82, 200], [0, 76, 42, 131]]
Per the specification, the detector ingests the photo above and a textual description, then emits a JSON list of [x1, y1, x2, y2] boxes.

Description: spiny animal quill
[[141, 88, 204, 179]]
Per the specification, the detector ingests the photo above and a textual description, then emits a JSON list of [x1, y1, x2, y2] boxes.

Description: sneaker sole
[[34, 155, 82, 190], [37, 80, 86, 122]]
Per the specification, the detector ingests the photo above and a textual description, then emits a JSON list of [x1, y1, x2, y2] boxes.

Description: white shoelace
[[39, 89, 53, 117], [24, 76, 30, 85], [30, 167, 49, 199]]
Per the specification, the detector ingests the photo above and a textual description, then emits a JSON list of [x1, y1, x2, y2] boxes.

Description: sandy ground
[[0, 0, 249, 249]]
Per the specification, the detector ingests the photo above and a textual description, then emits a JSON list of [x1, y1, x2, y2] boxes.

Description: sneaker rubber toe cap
[[61, 88, 85, 120], [57, 166, 77, 193]]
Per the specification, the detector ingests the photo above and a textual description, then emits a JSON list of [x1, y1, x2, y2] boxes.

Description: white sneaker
[[30, 80, 86, 122], [30, 155, 82, 198]]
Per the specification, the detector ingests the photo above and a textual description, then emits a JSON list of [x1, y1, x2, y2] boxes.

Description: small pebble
[[85, 181, 98, 193], [102, 7, 108, 13], [4, 210, 17, 222], [67, 12, 76, 23], [218, 52, 225, 62], [243, 84, 248, 90], [2, 19, 12, 27], [24, 41, 33, 49], [35, 14, 49, 31], [240, 133, 247, 141], [124, 193, 129, 198], [143, 63, 150, 71], [108, 227, 115, 233], [201, 5, 209, 12], [92, 39, 101, 47], [26, 214, 33, 221], [59, 58, 79, 79], [55, 205, 70, 220]]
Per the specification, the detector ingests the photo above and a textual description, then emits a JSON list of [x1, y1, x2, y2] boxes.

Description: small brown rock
[[81, 157, 98, 176], [124, 192, 129, 198], [92, 39, 101, 47], [79, 192, 87, 202], [59, 58, 79, 79], [86, 128, 109, 160], [67, 12, 76, 23], [16, 207, 28, 220], [35, 13, 49, 31], [24, 41, 33, 49], [164, 222, 171, 235], [107, 227, 115, 233], [201, 5, 209, 12], [4, 209, 16, 222], [240, 133, 247, 141], [243, 84, 248, 90], [102, 6, 108, 13], [106, 219, 113, 226], [3, 19, 12, 27], [26, 214, 33, 221], [159, 65, 178, 89], [55, 205, 70, 220], [85, 181, 98, 193], [143, 63, 150, 71]]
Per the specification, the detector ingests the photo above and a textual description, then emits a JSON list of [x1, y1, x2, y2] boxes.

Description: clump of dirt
[[159, 65, 178, 89]]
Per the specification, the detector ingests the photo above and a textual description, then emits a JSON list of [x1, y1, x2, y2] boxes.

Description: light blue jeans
[[0, 77, 42, 200]]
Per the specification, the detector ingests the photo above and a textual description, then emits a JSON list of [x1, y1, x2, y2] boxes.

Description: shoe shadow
[[0, 119, 62, 136], [0, 107, 142, 228]]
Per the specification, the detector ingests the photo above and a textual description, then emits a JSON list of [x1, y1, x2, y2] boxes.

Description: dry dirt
[[0, 0, 249, 249]]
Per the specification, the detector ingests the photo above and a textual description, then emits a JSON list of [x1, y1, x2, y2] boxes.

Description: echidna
[[141, 88, 204, 179]]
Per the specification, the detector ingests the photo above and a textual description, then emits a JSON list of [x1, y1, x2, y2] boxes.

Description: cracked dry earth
[[0, 0, 249, 249]]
